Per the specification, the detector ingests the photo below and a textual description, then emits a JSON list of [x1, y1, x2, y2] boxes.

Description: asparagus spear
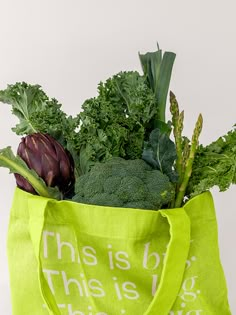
[[170, 91, 184, 182], [170, 91, 203, 207], [175, 114, 203, 207]]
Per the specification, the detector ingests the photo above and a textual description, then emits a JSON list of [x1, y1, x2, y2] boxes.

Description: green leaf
[[189, 153, 236, 197], [188, 127, 236, 196], [153, 119, 172, 135], [0, 82, 46, 134], [142, 128, 178, 182], [79, 145, 96, 175], [0, 147, 61, 199], [0, 82, 69, 136]]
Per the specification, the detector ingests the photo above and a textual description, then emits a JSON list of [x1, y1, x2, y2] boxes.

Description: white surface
[[0, 0, 236, 313]]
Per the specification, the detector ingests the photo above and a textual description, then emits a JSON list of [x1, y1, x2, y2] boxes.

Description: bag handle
[[28, 198, 61, 315], [28, 198, 190, 315], [144, 208, 190, 315]]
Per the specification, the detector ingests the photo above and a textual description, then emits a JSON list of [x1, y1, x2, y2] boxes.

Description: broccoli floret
[[116, 176, 147, 203], [144, 170, 175, 208], [103, 177, 122, 194], [73, 157, 175, 210], [123, 159, 152, 179]]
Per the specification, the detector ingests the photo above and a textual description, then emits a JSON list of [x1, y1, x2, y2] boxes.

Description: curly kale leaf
[[77, 71, 159, 171], [187, 127, 236, 196], [0, 82, 81, 175], [0, 82, 44, 134], [0, 82, 79, 139]]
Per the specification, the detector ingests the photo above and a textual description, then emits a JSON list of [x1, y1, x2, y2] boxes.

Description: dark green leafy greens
[[142, 128, 178, 182], [2, 45, 234, 208], [0, 82, 72, 138], [187, 127, 236, 197], [78, 48, 176, 174], [0, 46, 176, 177], [77, 71, 158, 173], [0, 46, 178, 207]]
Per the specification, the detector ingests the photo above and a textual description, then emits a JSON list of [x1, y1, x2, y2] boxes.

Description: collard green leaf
[[142, 128, 178, 182], [0, 146, 61, 199], [153, 119, 172, 135]]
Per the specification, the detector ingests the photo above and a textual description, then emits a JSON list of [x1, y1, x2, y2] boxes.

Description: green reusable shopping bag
[[7, 188, 231, 315]]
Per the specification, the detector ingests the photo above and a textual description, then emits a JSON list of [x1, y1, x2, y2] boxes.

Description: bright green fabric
[[7, 188, 231, 315]]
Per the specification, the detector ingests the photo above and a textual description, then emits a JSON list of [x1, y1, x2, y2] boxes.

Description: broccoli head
[[73, 157, 175, 210]]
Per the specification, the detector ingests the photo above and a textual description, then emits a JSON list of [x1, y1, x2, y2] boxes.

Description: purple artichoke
[[15, 133, 75, 196]]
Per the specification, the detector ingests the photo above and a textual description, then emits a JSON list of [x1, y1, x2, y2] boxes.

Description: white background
[[0, 0, 236, 314]]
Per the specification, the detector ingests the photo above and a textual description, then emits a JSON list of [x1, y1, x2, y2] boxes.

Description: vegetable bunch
[[0, 45, 235, 210]]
